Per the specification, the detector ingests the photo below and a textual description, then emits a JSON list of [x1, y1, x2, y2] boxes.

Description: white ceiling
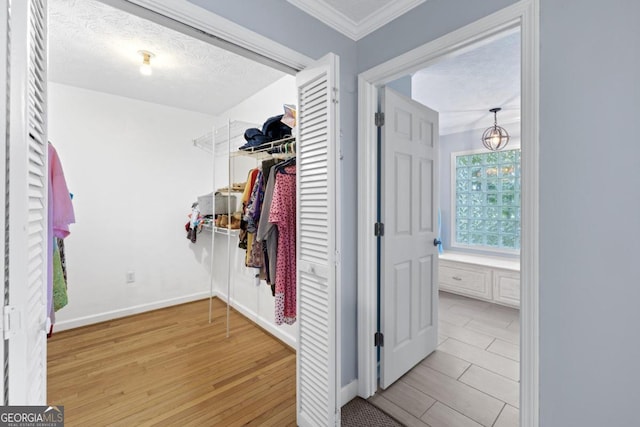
[[48, 0, 286, 116], [287, 0, 425, 40], [412, 30, 521, 135], [49, 0, 519, 136]]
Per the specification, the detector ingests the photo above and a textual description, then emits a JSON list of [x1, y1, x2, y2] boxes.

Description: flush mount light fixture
[[481, 107, 510, 151], [137, 50, 155, 76]]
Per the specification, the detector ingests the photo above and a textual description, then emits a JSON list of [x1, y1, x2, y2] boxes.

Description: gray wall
[[357, 0, 518, 73], [363, 0, 640, 424], [188, 0, 520, 392], [539, 1, 640, 425], [386, 75, 412, 97], [187, 0, 360, 386], [187, 3, 640, 423]]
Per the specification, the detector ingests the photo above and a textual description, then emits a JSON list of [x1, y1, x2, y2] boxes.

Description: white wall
[[48, 83, 215, 330], [220, 74, 296, 124], [205, 75, 298, 346]]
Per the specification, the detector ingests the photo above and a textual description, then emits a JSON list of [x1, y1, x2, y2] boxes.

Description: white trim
[[286, 0, 425, 41], [55, 290, 298, 349], [215, 292, 297, 349], [356, 73, 378, 398], [54, 292, 210, 331], [356, 2, 539, 427], [519, 1, 540, 425], [0, 0, 6, 404], [340, 379, 359, 406], [102, 0, 314, 72]]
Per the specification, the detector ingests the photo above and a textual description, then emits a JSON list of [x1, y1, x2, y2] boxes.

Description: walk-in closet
[[44, 0, 303, 424], [191, 118, 299, 344]]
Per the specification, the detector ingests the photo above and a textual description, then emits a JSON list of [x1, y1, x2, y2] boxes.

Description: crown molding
[[287, 0, 426, 41]]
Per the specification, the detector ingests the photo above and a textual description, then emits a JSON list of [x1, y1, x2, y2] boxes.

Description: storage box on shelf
[[439, 252, 520, 308]]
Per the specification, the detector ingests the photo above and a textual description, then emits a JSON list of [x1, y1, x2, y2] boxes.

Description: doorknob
[[433, 238, 441, 246]]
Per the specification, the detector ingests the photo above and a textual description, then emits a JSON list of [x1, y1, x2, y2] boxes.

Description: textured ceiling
[[412, 30, 521, 136], [287, 0, 425, 40], [48, 0, 286, 116]]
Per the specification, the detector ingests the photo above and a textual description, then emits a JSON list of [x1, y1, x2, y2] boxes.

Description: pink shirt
[[269, 165, 296, 325], [48, 143, 75, 324], [50, 143, 75, 239]]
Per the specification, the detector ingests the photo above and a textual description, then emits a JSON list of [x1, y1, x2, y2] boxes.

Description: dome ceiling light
[[138, 50, 155, 76]]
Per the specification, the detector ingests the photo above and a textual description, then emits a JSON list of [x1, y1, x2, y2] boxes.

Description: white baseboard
[[215, 292, 297, 349], [54, 292, 210, 332], [341, 379, 359, 406]]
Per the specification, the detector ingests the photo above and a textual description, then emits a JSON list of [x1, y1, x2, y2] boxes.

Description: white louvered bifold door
[[296, 53, 340, 427], [0, 0, 8, 405], [5, 0, 48, 405]]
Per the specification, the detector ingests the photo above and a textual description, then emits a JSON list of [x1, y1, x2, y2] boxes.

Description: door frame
[[104, 0, 313, 72], [356, 1, 539, 426]]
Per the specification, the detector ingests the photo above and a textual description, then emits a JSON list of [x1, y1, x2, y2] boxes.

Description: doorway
[[357, 1, 539, 426], [4, 1, 342, 423], [32, 0, 339, 424]]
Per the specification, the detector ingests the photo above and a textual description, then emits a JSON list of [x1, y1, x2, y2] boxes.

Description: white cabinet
[[493, 269, 521, 307], [439, 253, 520, 308], [440, 261, 492, 300]]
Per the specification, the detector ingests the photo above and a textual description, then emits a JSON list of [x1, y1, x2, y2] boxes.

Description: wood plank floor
[[47, 299, 297, 427]]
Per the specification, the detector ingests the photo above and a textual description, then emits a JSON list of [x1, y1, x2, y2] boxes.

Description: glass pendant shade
[[482, 108, 510, 151]]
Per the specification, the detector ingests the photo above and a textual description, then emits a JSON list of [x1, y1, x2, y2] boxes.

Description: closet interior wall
[[48, 83, 215, 329]]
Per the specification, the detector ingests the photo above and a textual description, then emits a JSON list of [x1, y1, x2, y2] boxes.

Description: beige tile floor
[[370, 291, 520, 427]]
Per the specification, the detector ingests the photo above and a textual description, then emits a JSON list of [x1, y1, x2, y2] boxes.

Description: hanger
[[275, 155, 296, 172]]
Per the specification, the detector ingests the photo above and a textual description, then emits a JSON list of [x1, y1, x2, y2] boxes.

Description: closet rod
[[231, 136, 296, 158]]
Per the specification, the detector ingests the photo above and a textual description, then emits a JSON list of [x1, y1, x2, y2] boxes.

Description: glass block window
[[453, 148, 521, 251]]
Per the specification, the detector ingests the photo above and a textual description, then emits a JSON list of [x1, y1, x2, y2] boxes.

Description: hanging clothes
[[244, 169, 265, 268], [256, 166, 279, 295], [269, 164, 297, 325], [239, 168, 260, 250], [52, 240, 68, 311], [47, 143, 75, 330]]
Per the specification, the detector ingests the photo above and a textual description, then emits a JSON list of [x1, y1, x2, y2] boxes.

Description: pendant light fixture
[[481, 107, 510, 151], [138, 50, 155, 76]]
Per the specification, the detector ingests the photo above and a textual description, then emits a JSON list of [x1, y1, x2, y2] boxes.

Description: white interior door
[[5, 0, 49, 404], [296, 53, 340, 427], [0, 0, 8, 404], [380, 87, 439, 389]]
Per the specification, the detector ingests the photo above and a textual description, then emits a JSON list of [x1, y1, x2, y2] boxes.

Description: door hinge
[[374, 332, 384, 347], [374, 222, 385, 237], [3, 305, 18, 340], [375, 112, 385, 127]]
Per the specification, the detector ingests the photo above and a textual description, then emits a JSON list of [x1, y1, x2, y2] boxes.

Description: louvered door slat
[[6, 0, 48, 405], [296, 54, 339, 426]]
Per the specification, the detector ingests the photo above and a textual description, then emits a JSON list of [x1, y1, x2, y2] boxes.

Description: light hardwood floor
[[371, 291, 520, 427], [47, 299, 296, 427]]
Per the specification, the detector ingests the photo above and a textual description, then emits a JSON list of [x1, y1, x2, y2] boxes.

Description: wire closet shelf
[[191, 120, 296, 339]]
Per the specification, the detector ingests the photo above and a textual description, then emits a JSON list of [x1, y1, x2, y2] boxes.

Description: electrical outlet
[[126, 271, 135, 283]]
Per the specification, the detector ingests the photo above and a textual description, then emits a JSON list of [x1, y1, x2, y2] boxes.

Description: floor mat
[[341, 397, 403, 426]]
